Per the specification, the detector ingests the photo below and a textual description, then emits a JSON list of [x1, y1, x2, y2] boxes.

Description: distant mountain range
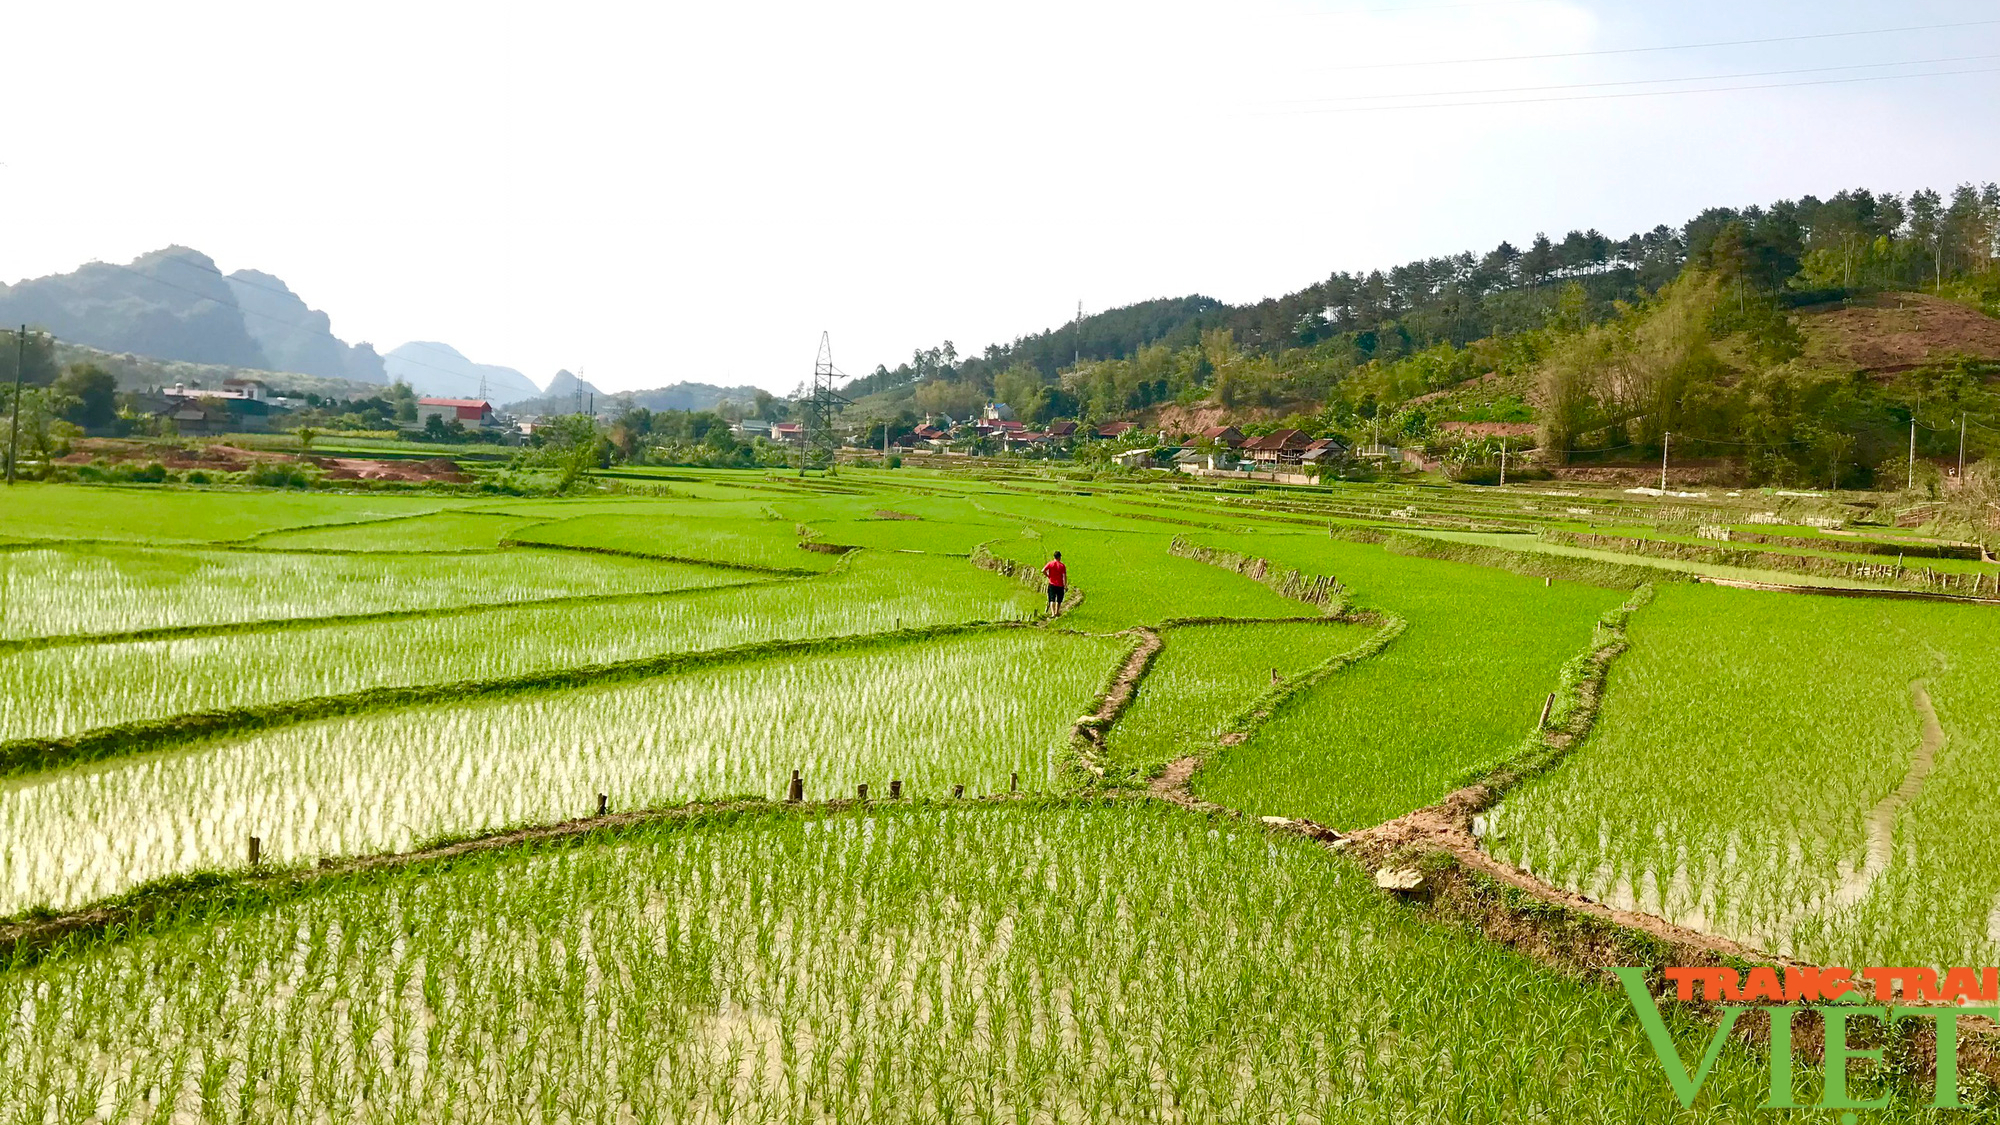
[[1, 246, 776, 413], [226, 268, 386, 384], [0, 247, 289, 373], [506, 374, 764, 416], [384, 341, 541, 402]]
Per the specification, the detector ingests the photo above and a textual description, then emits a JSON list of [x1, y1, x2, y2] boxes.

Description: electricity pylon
[[801, 332, 849, 474]]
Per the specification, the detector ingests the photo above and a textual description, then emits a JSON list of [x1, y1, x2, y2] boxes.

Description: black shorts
[[1047, 585, 1066, 603]]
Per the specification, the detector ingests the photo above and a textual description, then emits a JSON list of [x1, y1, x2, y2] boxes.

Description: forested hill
[[861, 182, 2000, 487]]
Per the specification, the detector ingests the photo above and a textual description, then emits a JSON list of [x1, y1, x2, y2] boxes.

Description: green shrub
[[242, 463, 317, 490]]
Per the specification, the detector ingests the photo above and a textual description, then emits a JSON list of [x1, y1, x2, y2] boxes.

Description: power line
[[1274, 63, 2000, 114], [1324, 17, 2000, 71], [1277, 52, 2000, 106]]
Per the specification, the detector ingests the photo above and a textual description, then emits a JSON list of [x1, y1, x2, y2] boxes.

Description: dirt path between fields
[[1071, 627, 1162, 776], [1828, 678, 1945, 911], [1126, 566, 2000, 1090]]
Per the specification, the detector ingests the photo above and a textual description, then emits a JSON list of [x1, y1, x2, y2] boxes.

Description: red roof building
[[417, 397, 495, 426], [1200, 425, 1244, 448], [1045, 421, 1078, 438], [1096, 421, 1138, 438]]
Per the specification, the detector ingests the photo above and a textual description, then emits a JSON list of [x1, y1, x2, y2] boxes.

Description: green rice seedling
[[247, 510, 542, 551], [1486, 582, 2000, 969], [0, 481, 469, 542], [0, 802, 1808, 1120], [0, 552, 1037, 744], [988, 531, 1311, 628], [0, 545, 746, 640], [509, 512, 842, 571], [0, 630, 1121, 912], [1102, 620, 1374, 777], [1411, 529, 1897, 590], [1189, 535, 1627, 828], [800, 517, 1027, 554]]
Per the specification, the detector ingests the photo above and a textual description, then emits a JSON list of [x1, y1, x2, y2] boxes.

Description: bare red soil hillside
[[1798, 292, 2000, 374]]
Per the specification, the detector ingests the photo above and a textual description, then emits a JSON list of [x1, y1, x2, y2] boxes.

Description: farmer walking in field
[[1043, 551, 1067, 617]]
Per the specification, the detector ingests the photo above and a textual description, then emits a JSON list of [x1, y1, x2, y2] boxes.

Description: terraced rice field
[[1, 552, 1034, 744], [509, 512, 843, 572], [0, 630, 1121, 913], [1191, 535, 1629, 828], [1484, 582, 2000, 969], [0, 803, 1789, 1122], [1101, 619, 1374, 777], [6, 470, 1996, 1121], [0, 544, 744, 639]]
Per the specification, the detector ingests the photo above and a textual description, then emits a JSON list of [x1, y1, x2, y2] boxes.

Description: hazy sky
[[6, 0, 1997, 394]]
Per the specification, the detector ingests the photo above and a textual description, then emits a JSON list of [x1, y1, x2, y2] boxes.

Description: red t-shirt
[[1042, 558, 1067, 587]]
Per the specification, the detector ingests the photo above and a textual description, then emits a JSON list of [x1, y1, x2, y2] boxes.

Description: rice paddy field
[[8, 468, 1999, 1122], [0, 544, 746, 639], [1483, 582, 2000, 971]]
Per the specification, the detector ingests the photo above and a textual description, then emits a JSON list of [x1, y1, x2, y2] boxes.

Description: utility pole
[[1909, 418, 1917, 491], [6, 326, 26, 486], [1660, 431, 1670, 493], [1499, 443, 1506, 486], [1959, 414, 1967, 481]]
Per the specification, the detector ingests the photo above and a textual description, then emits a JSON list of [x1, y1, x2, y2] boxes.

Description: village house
[[769, 422, 806, 446], [416, 397, 497, 429], [164, 398, 239, 434], [1096, 421, 1137, 439], [1300, 436, 1350, 467], [1241, 428, 1314, 467], [1199, 425, 1244, 449], [161, 381, 279, 432], [1044, 421, 1078, 438]]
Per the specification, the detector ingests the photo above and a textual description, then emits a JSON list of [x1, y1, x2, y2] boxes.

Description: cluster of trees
[[834, 182, 2000, 489], [287, 383, 420, 432], [522, 406, 792, 473], [1685, 185, 2000, 297], [0, 335, 128, 474], [1517, 183, 2000, 486]]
